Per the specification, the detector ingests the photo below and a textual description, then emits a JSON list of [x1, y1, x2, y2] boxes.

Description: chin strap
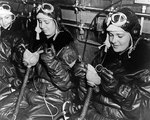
[[104, 33, 110, 52], [98, 33, 110, 53], [35, 20, 41, 40]]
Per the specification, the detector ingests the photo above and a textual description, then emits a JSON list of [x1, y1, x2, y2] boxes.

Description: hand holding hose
[[12, 48, 43, 120], [23, 48, 44, 67], [76, 64, 101, 120], [86, 64, 101, 87]]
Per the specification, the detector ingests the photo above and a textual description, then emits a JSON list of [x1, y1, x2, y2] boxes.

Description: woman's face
[[37, 13, 56, 38], [0, 14, 13, 29], [108, 31, 131, 52]]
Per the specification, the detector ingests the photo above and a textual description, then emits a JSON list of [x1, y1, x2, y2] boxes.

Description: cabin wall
[[2, 0, 150, 63]]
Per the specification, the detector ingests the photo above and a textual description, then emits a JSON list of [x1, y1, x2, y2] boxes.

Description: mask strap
[[104, 33, 111, 52], [127, 33, 134, 58], [35, 20, 41, 40]]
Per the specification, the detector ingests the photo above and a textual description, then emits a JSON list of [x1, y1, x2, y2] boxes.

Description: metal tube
[[12, 67, 31, 120]]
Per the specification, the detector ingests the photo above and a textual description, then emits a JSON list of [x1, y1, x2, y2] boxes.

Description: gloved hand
[[23, 49, 43, 67], [100, 66, 116, 86], [41, 44, 56, 61], [86, 64, 101, 87]]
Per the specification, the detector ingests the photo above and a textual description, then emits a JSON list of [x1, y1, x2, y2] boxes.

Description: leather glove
[[14, 43, 26, 63], [99, 66, 118, 92], [86, 64, 101, 87], [23, 49, 43, 67], [41, 44, 56, 61], [100, 67, 114, 84]]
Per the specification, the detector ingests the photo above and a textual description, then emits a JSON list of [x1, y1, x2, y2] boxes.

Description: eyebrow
[[116, 33, 125, 35], [110, 31, 125, 35]]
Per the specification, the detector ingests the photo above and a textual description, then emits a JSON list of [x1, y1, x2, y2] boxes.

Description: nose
[[40, 21, 45, 29], [0, 18, 5, 27], [111, 36, 118, 44]]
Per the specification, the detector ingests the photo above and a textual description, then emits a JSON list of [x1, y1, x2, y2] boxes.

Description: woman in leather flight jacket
[[10, 3, 82, 120], [71, 7, 150, 120], [0, 2, 31, 119]]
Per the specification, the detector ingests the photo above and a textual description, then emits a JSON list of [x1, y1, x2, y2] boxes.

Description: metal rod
[[12, 67, 31, 120], [77, 87, 93, 120]]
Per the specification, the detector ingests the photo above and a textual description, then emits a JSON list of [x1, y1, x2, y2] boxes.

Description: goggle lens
[[110, 12, 127, 27], [112, 14, 120, 23]]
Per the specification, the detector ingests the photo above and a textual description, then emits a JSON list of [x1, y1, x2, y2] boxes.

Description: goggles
[[0, 4, 11, 11], [109, 12, 127, 27], [0, 3, 13, 16], [37, 3, 54, 14]]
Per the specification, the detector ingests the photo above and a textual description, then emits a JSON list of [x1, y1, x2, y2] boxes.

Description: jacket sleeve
[[0, 35, 26, 90], [11, 36, 35, 87], [118, 69, 150, 120], [99, 68, 150, 119], [71, 59, 88, 102], [40, 45, 78, 91]]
